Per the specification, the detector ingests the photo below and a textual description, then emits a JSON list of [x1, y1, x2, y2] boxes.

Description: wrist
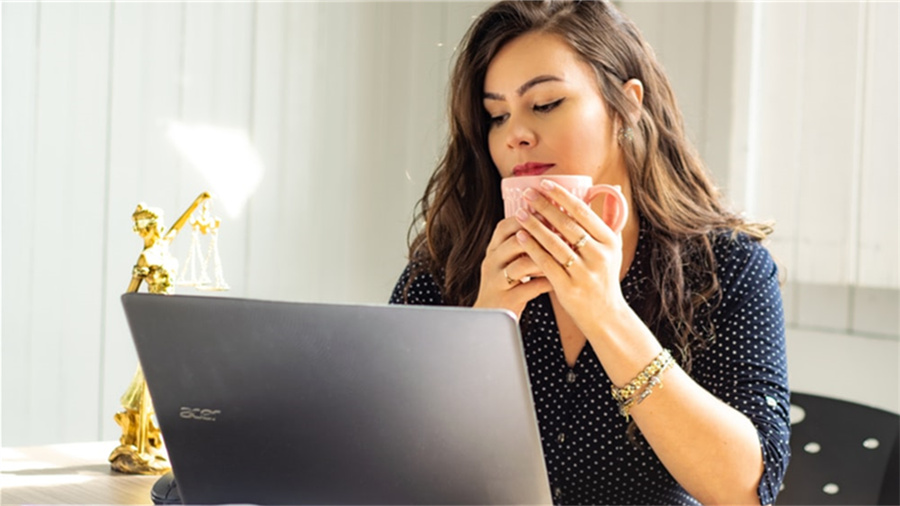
[[585, 300, 665, 386], [587, 297, 642, 343]]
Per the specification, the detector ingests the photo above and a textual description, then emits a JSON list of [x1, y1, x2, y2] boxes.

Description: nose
[[505, 116, 536, 150]]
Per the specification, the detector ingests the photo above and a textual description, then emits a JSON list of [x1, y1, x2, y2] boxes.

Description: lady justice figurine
[[109, 192, 218, 475]]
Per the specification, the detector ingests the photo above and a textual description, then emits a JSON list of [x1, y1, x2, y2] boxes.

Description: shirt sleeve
[[388, 261, 445, 306], [692, 234, 791, 505]]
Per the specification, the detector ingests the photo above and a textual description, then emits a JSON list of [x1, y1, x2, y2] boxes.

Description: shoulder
[[711, 230, 777, 281], [389, 260, 446, 306], [709, 230, 781, 312]]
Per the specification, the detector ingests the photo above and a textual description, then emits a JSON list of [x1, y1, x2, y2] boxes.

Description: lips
[[512, 162, 555, 177]]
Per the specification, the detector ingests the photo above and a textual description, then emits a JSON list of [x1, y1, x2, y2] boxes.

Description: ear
[[622, 78, 644, 124]]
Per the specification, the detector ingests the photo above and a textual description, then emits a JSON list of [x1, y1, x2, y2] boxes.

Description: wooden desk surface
[[1, 441, 159, 505]]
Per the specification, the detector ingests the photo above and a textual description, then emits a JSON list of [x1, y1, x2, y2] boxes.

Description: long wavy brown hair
[[404, 0, 771, 371]]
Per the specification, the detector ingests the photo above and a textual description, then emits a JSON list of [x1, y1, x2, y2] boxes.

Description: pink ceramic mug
[[501, 175, 628, 234]]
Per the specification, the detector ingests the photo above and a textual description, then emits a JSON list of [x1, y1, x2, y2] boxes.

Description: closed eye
[[488, 97, 563, 127], [490, 113, 509, 126], [534, 98, 564, 113]]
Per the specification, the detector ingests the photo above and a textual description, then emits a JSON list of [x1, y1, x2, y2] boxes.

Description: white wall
[[1, 1, 492, 447], [621, 1, 899, 414], [2, 1, 898, 448]]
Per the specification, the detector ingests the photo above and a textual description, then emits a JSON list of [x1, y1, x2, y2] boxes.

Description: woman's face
[[483, 31, 626, 186]]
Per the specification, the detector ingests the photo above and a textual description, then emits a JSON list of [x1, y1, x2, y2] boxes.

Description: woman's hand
[[512, 179, 628, 335], [472, 217, 553, 318]]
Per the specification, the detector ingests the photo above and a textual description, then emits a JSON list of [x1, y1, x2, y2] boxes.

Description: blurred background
[[2, 1, 897, 447]]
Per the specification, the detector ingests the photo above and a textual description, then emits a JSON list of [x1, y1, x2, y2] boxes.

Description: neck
[[619, 206, 639, 280]]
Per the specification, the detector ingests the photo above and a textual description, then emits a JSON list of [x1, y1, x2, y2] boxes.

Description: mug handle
[[584, 184, 628, 234]]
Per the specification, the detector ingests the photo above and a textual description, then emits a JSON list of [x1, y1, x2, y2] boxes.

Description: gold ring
[[573, 235, 589, 251], [504, 269, 517, 285], [563, 256, 576, 269]]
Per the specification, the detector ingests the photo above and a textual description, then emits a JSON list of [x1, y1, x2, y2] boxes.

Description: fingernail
[[516, 230, 528, 243], [523, 188, 538, 201], [540, 179, 555, 190], [515, 208, 529, 221]]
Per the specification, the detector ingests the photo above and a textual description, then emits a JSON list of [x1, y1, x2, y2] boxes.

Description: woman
[[390, 1, 790, 504]]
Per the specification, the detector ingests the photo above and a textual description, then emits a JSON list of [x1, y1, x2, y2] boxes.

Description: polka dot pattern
[[390, 223, 791, 505]]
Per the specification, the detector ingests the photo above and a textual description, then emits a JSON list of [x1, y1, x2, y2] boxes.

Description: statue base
[[109, 444, 171, 475]]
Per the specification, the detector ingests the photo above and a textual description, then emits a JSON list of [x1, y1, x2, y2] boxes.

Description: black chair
[[778, 392, 899, 505]]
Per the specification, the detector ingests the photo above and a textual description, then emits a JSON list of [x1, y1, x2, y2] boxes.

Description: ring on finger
[[563, 255, 576, 269], [503, 268, 517, 285], [573, 234, 589, 251]]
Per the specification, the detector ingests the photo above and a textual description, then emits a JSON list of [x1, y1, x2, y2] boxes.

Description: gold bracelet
[[617, 358, 675, 421], [610, 349, 674, 403]]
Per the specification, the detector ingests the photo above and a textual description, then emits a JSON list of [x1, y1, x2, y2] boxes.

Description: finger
[[505, 253, 544, 283], [515, 207, 578, 272], [491, 232, 535, 279], [540, 179, 615, 244], [485, 217, 524, 255], [515, 228, 574, 284], [509, 276, 552, 301], [521, 187, 593, 248]]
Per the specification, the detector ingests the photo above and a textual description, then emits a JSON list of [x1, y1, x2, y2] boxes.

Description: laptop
[[121, 293, 552, 505]]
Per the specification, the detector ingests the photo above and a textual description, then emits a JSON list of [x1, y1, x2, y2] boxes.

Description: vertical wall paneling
[[101, 1, 143, 441], [392, 2, 453, 298], [140, 3, 185, 211], [702, 3, 736, 187], [619, 3, 663, 54], [658, 3, 708, 158], [60, 3, 112, 443], [101, 3, 185, 440], [725, 1, 754, 212], [620, 3, 724, 185], [28, 1, 73, 445], [795, 3, 865, 285], [748, 3, 807, 283], [212, 4, 253, 298], [25, 2, 113, 445], [279, 2, 319, 304], [351, 2, 450, 304], [174, 0, 216, 281], [173, 2, 213, 213], [174, 3, 253, 301], [245, 3, 285, 299], [856, 2, 899, 288], [346, 2, 387, 304], [339, 4, 367, 303], [309, 3, 356, 303], [408, 1, 452, 202], [1, 2, 39, 444]]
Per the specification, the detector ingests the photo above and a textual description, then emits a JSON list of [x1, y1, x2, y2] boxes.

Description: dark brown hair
[[404, 0, 771, 371]]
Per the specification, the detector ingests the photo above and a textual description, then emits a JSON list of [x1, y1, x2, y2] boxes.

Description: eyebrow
[[483, 74, 564, 101]]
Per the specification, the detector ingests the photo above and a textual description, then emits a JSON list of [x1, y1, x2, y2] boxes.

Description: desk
[[1, 441, 158, 505]]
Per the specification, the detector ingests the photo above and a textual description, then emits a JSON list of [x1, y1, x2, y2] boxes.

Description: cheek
[[573, 110, 615, 162]]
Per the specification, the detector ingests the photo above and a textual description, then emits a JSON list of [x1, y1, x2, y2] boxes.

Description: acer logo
[[179, 407, 221, 421]]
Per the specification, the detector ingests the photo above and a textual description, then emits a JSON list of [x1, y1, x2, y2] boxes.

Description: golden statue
[[110, 192, 213, 475], [177, 200, 229, 291]]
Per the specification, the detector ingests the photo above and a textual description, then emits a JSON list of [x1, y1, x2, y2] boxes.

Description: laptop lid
[[121, 293, 552, 505]]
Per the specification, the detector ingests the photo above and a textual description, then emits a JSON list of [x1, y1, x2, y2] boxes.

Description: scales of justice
[[109, 191, 229, 475]]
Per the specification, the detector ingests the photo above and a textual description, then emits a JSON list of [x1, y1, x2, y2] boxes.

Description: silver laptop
[[121, 293, 552, 505]]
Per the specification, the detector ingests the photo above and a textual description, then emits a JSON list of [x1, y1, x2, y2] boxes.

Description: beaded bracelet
[[617, 357, 675, 421], [610, 348, 674, 403]]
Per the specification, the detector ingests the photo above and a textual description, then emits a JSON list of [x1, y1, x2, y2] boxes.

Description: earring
[[618, 126, 634, 143]]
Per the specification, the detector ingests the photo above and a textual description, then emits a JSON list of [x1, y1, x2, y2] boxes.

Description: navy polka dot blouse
[[390, 222, 791, 505]]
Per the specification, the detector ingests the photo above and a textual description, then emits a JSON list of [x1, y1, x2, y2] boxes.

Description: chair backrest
[[778, 392, 899, 505]]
